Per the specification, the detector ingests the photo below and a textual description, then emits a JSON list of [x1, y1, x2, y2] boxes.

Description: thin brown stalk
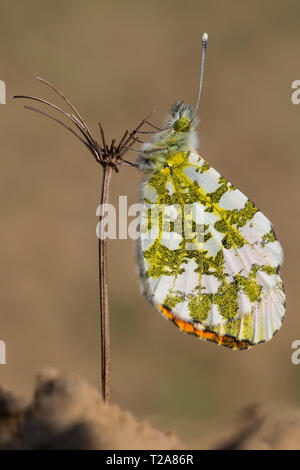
[[98, 165, 113, 403], [116, 130, 129, 151], [118, 110, 154, 154], [15, 95, 100, 160], [24, 105, 94, 154], [36, 76, 94, 140], [14, 81, 158, 404]]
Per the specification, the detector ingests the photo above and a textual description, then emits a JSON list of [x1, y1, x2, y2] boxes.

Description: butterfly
[[135, 33, 285, 349]]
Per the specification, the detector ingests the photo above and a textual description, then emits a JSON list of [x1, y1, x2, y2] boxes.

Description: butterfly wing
[[138, 150, 285, 349]]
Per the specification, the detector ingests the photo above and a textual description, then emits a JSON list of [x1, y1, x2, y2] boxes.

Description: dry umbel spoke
[[14, 77, 156, 170], [36, 76, 94, 141], [14, 94, 100, 159], [22, 105, 100, 162]]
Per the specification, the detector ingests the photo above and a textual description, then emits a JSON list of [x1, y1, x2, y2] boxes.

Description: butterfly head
[[166, 101, 196, 132], [135, 101, 199, 172], [173, 116, 191, 132]]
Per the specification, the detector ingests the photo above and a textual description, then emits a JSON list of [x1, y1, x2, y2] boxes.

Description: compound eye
[[173, 117, 191, 132]]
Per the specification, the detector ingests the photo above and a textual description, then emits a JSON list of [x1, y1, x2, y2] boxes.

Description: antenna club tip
[[202, 32, 208, 43]]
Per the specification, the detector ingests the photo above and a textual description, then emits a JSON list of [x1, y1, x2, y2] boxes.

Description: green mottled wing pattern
[[138, 150, 285, 349]]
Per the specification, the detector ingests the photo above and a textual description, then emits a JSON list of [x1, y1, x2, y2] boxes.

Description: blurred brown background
[[0, 0, 299, 445]]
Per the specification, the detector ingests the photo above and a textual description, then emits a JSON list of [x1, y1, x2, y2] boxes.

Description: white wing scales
[[138, 150, 285, 349]]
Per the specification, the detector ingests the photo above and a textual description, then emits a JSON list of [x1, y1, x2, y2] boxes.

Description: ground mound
[[0, 368, 299, 450]]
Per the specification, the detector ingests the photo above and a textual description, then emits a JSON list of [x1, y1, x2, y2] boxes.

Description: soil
[[1, 368, 300, 450]]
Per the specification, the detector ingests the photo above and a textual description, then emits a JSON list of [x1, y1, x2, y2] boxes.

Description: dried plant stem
[[14, 77, 157, 403], [98, 165, 113, 403]]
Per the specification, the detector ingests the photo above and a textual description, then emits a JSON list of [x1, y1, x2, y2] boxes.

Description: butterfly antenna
[[194, 32, 208, 116]]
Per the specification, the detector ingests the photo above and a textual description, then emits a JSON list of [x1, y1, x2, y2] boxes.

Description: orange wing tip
[[158, 304, 252, 350]]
